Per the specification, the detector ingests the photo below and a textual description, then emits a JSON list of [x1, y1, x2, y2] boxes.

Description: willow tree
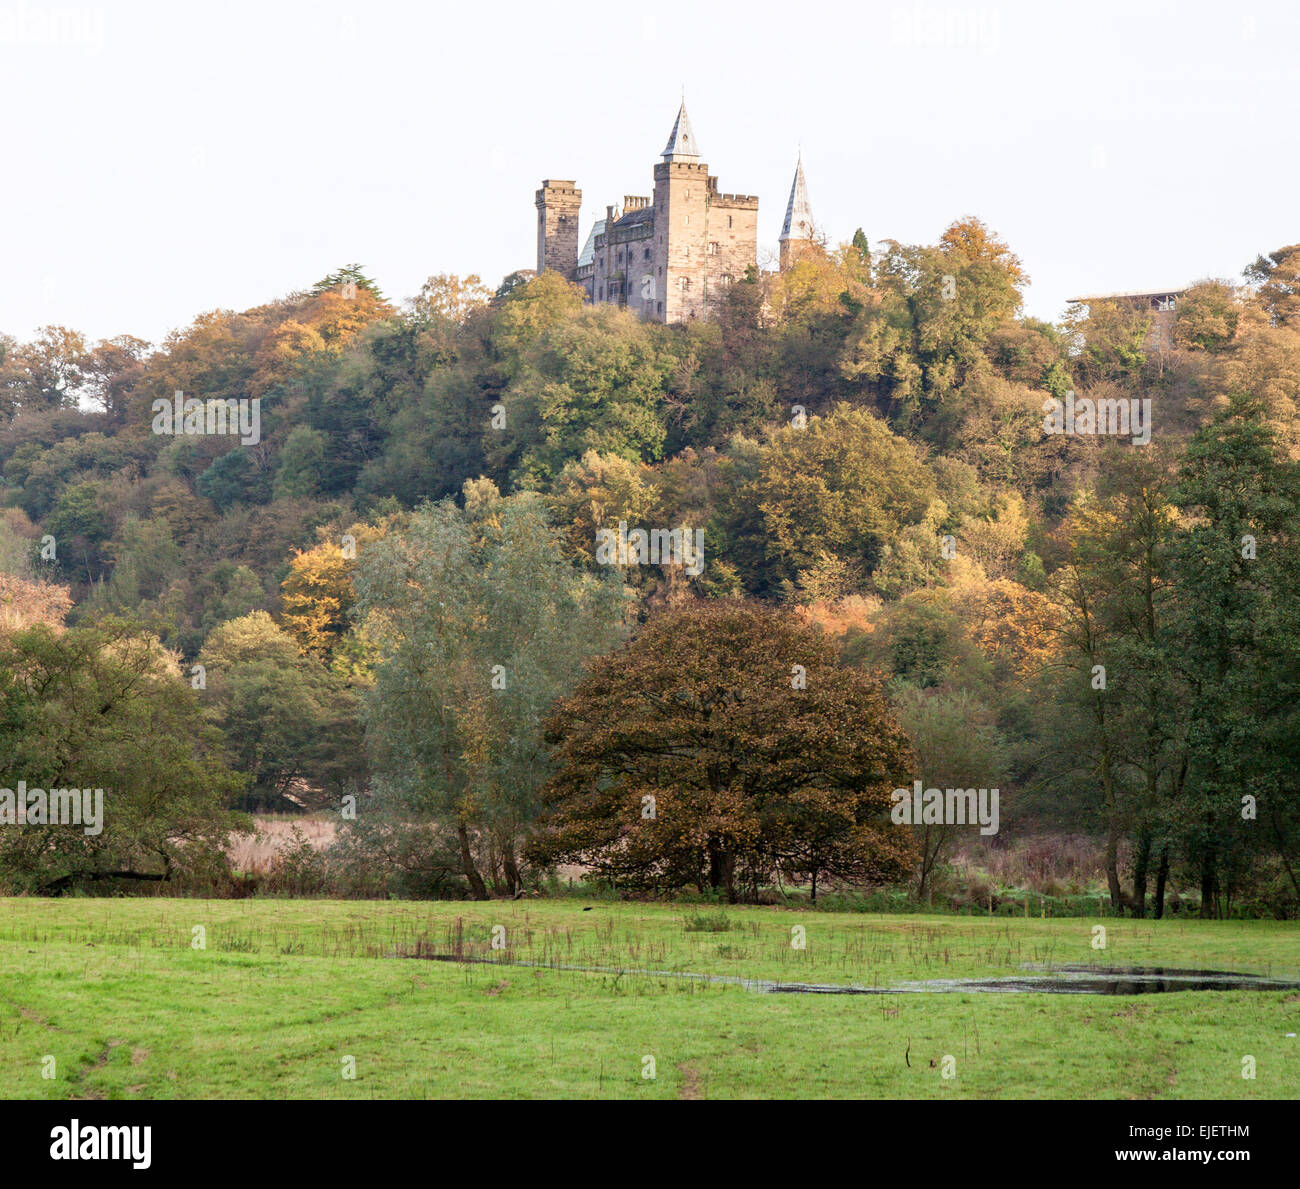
[[351, 480, 629, 898]]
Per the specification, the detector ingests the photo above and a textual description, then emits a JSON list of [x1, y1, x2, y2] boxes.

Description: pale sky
[[2, 0, 1297, 347]]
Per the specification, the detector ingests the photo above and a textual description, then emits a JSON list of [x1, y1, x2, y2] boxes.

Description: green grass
[[0, 897, 1295, 1099]]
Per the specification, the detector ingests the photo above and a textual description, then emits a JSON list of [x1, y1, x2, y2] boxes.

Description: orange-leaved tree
[[528, 601, 917, 902]]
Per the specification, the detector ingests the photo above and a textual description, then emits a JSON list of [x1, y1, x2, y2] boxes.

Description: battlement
[[536, 102, 767, 323], [711, 193, 759, 208], [654, 160, 710, 180]]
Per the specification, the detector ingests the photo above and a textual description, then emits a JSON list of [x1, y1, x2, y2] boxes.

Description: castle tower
[[543, 102, 757, 323], [535, 179, 582, 277], [779, 154, 816, 270], [653, 101, 711, 321]]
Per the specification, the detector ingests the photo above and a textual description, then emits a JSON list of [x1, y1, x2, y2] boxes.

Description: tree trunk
[[1199, 844, 1217, 919], [458, 824, 489, 900], [39, 870, 169, 895], [707, 845, 723, 894], [1096, 689, 1128, 914], [502, 851, 522, 898], [1268, 802, 1300, 898], [1153, 846, 1170, 919], [1131, 833, 1151, 919], [1105, 823, 1126, 914]]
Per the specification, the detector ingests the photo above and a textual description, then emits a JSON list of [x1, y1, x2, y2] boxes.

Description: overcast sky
[[2, 0, 1297, 347]]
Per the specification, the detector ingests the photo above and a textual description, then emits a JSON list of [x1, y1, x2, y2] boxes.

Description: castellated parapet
[[535, 103, 810, 324]]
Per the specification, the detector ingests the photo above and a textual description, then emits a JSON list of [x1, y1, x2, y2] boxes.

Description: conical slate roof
[[661, 101, 701, 161], [780, 155, 814, 242]]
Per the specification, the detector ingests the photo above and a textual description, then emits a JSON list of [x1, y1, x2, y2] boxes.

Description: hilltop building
[[535, 102, 815, 323], [1067, 288, 1186, 351]]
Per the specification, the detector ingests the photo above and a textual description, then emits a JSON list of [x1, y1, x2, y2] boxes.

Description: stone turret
[[536, 179, 582, 277]]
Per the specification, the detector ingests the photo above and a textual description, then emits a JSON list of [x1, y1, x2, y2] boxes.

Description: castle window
[[727, 215, 733, 229], [657, 301, 664, 314], [644, 248, 651, 260], [708, 242, 719, 255], [678, 276, 690, 292], [684, 214, 690, 225], [599, 286, 604, 300]]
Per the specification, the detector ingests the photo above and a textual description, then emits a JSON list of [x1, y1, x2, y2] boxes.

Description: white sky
[[2, 0, 1297, 347]]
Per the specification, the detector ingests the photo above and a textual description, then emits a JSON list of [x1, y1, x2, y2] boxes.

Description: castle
[[535, 102, 817, 323]]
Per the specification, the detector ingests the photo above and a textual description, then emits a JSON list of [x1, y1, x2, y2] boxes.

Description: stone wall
[[707, 190, 759, 307]]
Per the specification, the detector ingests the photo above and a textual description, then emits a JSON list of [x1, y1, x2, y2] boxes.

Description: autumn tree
[[412, 272, 494, 323], [80, 335, 152, 425], [280, 521, 388, 666], [528, 601, 917, 902], [544, 449, 657, 567], [0, 326, 89, 412], [0, 574, 73, 636], [1244, 244, 1300, 327], [1173, 281, 1240, 351], [736, 403, 936, 593], [1063, 299, 1152, 391], [844, 219, 1027, 433]]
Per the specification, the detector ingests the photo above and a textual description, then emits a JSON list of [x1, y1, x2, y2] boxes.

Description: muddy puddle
[[866, 966, 1300, 996], [411, 953, 1300, 995]]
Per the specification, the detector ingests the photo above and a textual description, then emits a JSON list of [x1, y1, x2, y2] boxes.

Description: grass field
[[0, 897, 1296, 1099]]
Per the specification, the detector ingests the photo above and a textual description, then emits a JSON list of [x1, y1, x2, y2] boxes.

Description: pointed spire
[[780, 153, 814, 242], [661, 100, 701, 161]]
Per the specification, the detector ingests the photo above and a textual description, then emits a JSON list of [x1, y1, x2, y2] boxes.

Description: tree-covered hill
[[2, 228, 1298, 915]]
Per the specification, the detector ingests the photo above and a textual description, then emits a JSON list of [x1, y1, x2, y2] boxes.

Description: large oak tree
[[529, 601, 917, 902]]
